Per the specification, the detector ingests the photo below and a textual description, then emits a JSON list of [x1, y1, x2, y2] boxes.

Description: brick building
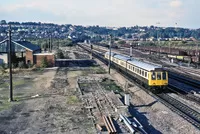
[[13, 41, 41, 64], [13, 41, 55, 67], [33, 53, 55, 67]]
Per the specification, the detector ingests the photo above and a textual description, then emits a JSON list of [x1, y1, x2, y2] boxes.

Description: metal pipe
[[123, 115, 132, 124], [8, 24, 13, 101], [119, 114, 135, 133]]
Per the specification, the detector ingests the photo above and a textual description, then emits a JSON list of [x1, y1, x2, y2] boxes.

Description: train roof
[[114, 54, 131, 61], [127, 60, 162, 71], [105, 52, 116, 57]]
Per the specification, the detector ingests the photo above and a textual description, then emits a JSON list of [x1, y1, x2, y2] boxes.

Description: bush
[[0, 65, 6, 74], [40, 57, 48, 68], [55, 49, 65, 59], [18, 61, 26, 69]]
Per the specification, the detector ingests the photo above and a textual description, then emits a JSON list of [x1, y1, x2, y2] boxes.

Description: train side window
[[142, 71, 144, 76], [132, 67, 134, 71], [139, 70, 141, 75], [152, 72, 156, 80], [163, 72, 167, 80], [157, 72, 161, 80], [145, 72, 147, 77]]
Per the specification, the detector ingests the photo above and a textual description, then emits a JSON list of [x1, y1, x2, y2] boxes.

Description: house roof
[[12, 41, 41, 52]]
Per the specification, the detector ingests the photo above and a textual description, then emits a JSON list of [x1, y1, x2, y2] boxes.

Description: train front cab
[[148, 71, 168, 90]]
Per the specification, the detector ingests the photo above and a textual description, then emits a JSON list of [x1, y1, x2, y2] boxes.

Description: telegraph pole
[[8, 24, 13, 102], [108, 35, 112, 74], [49, 38, 51, 52], [50, 35, 52, 52]]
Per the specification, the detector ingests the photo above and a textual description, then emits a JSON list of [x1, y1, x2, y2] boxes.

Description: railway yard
[[0, 45, 200, 134]]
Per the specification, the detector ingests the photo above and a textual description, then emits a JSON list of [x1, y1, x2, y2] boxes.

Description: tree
[[118, 40, 126, 45], [127, 34, 132, 39], [0, 20, 6, 25], [40, 57, 48, 68], [55, 49, 64, 59]]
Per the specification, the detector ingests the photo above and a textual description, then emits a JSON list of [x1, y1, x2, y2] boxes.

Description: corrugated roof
[[12, 41, 41, 52], [128, 60, 162, 71]]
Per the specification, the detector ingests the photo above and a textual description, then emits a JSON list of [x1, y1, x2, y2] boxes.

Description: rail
[[79, 44, 200, 130]]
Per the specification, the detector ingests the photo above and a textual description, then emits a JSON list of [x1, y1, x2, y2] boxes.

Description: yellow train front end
[[148, 71, 168, 89]]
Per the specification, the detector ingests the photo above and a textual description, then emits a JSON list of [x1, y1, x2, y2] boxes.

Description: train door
[[148, 72, 156, 86], [161, 71, 168, 85]]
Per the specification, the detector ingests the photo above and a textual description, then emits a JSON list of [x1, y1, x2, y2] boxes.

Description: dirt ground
[[0, 68, 96, 134]]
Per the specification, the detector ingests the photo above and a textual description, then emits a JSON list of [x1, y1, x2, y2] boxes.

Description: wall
[[25, 50, 33, 64], [34, 54, 55, 67]]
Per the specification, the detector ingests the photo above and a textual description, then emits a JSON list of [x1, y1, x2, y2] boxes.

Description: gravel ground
[[94, 56, 200, 134], [169, 93, 200, 113]]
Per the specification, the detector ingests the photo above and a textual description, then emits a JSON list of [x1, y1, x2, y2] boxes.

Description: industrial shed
[[13, 41, 41, 65], [13, 41, 55, 67], [0, 40, 55, 67]]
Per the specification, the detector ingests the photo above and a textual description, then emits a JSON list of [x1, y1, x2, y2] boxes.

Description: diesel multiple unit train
[[105, 52, 168, 89]]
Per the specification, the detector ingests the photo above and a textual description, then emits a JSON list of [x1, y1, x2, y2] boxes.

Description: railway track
[[156, 93, 200, 129], [79, 44, 200, 129], [168, 84, 200, 106], [86, 44, 200, 94]]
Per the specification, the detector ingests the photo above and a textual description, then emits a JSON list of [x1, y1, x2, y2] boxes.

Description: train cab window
[[163, 72, 167, 80], [142, 71, 144, 76], [145, 72, 147, 77], [152, 72, 156, 80], [157, 72, 161, 80]]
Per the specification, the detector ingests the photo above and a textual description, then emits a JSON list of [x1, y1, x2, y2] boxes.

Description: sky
[[0, 0, 199, 28]]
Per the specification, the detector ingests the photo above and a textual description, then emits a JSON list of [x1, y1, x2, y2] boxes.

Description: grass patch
[[0, 101, 11, 111], [67, 95, 79, 104], [82, 66, 106, 75], [100, 78, 122, 92], [0, 83, 8, 88], [13, 80, 25, 87], [0, 79, 26, 88], [91, 66, 106, 74], [67, 71, 83, 78]]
